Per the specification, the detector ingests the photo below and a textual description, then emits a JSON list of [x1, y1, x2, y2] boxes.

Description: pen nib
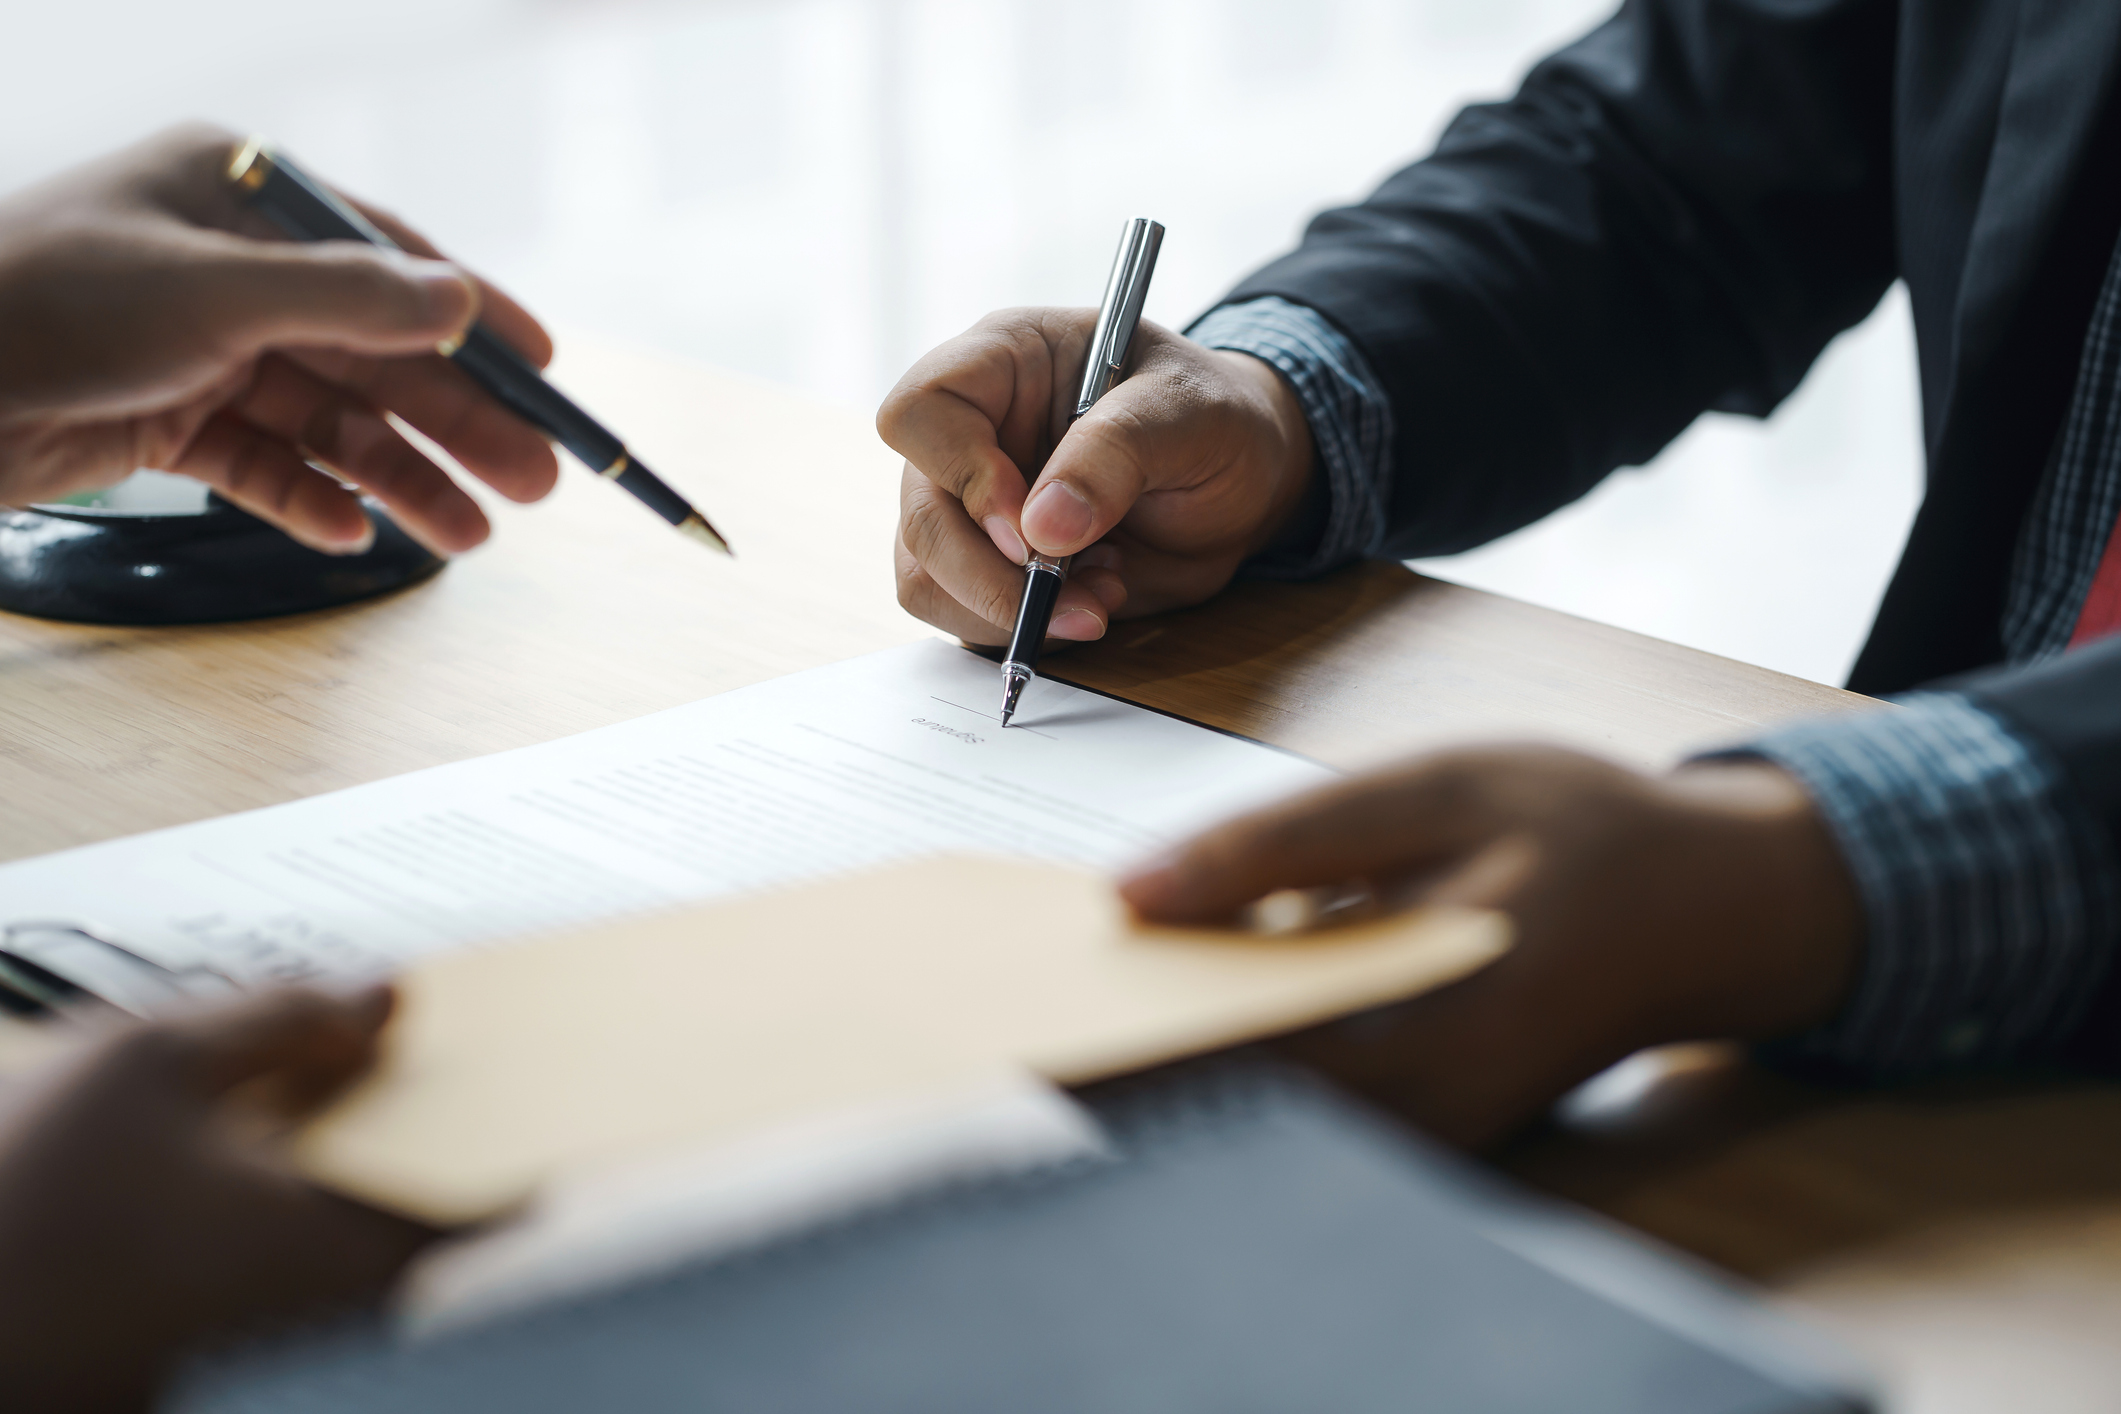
[[677, 515, 734, 556], [999, 664, 1030, 727]]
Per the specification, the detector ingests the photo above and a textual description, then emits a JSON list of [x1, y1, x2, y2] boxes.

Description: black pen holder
[[0, 495, 443, 626]]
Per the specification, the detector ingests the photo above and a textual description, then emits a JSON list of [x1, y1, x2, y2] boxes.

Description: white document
[[0, 640, 1329, 992]]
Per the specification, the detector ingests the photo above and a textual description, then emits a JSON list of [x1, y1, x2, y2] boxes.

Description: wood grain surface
[[3, 332, 2115, 1411], [1048, 561, 1873, 772], [0, 333, 925, 863]]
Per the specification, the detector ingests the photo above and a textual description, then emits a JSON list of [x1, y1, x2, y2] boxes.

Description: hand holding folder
[[292, 856, 1510, 1225]]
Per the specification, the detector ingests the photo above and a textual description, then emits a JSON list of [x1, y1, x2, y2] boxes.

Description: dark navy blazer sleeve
[[1191, 0, 2121, 1074], [1222, 0, 1900, 559]]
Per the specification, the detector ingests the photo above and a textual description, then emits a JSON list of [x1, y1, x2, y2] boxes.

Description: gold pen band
[[600, 453, 630, 481], [227, 135, 271, 191]]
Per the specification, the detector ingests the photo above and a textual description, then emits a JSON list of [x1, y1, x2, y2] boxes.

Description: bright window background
[[3, 0, 1921, 686]]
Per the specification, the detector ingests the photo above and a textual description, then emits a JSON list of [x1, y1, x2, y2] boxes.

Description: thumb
[[161, 984, 396, 1103], [1018, 380, 1163, 557], [182, 235, 478, 359], [1119, 763, 1480, 924]]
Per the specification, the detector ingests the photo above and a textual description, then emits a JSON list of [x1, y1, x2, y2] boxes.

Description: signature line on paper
[[930, 697, 1059, 740]]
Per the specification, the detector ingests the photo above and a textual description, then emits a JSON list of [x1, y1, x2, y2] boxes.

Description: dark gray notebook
[[172, 1062, 1870, 1414]]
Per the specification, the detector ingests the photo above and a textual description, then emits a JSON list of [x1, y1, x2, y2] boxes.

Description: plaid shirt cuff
[[1186, 296, 1394, 580], [1712, 693, 2121, 1079]]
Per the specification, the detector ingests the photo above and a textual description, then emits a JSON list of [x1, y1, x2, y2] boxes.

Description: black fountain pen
[[999, 217, 1163, 726], [227, 137, 731, 555]]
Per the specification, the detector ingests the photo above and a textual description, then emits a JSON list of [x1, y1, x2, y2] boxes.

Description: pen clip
[[1102, 219, 1164, 372], [1077, 218, 1165, 416]]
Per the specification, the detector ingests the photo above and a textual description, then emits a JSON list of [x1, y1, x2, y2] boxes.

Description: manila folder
[[294, 856, 1510, 1225]]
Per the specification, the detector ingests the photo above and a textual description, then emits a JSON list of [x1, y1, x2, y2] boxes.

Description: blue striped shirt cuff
[[1718, 693, 2121, 1079], [1185, 296, 1394, 580]]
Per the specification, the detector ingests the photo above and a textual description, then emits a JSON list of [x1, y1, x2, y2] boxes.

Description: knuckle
[[965, 576, 1019, 630], [1025, 305, 1094, 341], [893, 561, 962, 632], [900, 479, 983, 564], [898, 429, 989, 498], [875, 391, 908, 445], [893, 533, 934, 604], [898, 490, 948, 562], [986, 306, 1048, 339], [933, 450, 996, 501], [875, 384, 931, 447], [332, 251, 423, 325], [897, 569, 944, 622]]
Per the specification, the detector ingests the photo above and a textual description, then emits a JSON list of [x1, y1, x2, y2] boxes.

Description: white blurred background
[[3, 0, 1922, 686]]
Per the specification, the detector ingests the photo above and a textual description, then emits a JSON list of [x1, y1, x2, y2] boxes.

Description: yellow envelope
[[295, 856, 1510, 1224]]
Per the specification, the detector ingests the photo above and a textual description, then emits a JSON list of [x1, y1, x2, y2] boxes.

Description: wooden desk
[[2, 336, 2112, 1412]]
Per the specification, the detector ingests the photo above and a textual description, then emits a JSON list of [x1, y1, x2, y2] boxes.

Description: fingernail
[[329, 523, 376, 556], [1023, 481, 1093, 553], [1117, 851, 1180, 909], [1050, 607, 1104, 640], [983, 515, 1028, 565], [1076, 542, 1123, 572], [1120, 849, 1178, 889], [333, 981, 396, 1028]]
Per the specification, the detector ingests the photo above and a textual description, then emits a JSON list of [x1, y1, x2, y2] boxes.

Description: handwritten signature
[[911, 717, 983, 745]]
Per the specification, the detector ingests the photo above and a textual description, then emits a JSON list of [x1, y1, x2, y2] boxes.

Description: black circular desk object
[[0, 496, 444, 626]]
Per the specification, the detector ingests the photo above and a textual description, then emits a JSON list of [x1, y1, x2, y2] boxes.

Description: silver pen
[[999, 217, 1165, 726]]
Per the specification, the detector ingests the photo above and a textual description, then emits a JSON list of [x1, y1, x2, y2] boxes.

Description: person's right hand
[[877, 308, 1317, 645], [0, 123, 560, 556], [0, 987, 435, 1414]]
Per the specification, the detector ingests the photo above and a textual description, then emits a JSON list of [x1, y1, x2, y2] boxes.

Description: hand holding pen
[[229, 138, 730, 554], [996, 219, 1163, 723], [0, 124, 561, 556], [877, 239, 1321, 701]]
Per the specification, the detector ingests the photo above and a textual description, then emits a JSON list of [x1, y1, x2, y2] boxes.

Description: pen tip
[[677, 515, 733, 556], [999, 665, 1029, 727]]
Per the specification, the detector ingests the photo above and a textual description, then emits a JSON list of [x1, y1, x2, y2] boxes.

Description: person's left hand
[[0, 987, 436, 1414], [1119, 745, 1865, 1147], [0, 123, 560, 555]]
